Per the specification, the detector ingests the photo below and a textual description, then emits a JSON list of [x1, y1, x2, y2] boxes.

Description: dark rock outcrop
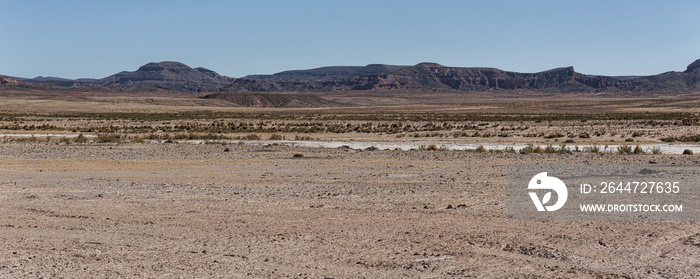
[[227, 60, 700, 93], [99, 61, 236, 92], [225, 63, 621, 93], [0, 76, 23, 87], [685, 59, 700, 73], [244, 64, 405, 81], [9, 59, 700, 93]]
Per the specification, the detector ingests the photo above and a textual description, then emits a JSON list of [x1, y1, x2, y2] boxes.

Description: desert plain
[[0, 91, 699, 278]]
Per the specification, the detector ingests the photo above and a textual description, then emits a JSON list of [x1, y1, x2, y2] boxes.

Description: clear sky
[[2, 0, 699, 79]]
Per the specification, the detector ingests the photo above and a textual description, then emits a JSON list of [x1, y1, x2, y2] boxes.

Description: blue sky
[[2, 0, 698, 79]]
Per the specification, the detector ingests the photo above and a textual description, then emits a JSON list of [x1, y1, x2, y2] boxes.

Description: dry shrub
[[269, 134, 284, 140], [533, 146, 544, 154], [617, 144, 633, 154], [633, 144, 645, 154], [74, 133, 88, 143]]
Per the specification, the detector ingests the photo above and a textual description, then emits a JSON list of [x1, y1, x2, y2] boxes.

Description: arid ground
[[0, 92, 699, 278]]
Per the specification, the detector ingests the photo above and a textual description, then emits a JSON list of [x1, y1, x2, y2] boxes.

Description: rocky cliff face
[[685, 59, 700, 73], [9, 60, 700, 93], [224, 63, 623, 93], [344, 64, 592, 91], [226, 60, 700, 93], [0, 76, 23, 87]]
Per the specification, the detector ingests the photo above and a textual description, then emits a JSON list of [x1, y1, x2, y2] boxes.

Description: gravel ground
[[0, 142, 698, 278]]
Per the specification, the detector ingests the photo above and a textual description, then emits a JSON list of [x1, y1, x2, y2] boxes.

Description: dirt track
[[0, 142, 698, 278]]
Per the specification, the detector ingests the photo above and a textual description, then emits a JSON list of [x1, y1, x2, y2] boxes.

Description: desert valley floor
[[0, 92, 698, 278]]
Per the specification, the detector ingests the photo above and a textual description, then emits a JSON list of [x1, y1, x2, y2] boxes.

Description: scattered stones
[[0, 142, 698, 278], [682, 233, 700, 247], [446, 204, 467, 209]]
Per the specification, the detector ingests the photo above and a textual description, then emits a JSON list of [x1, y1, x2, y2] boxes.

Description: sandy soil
[[1, 142, 698, 278], [3, 91, 700, 114]]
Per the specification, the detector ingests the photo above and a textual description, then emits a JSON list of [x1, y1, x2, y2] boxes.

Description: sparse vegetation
[[9, 136, 40, 142], [242, 134, 260, 140], [543, 145, 556, 153], [74, 133, 89, 143], [0, 101, 697, 161], [418, 144, 447, 151], [617, 144, 633, 154], [679, 134, 700, 142], [2, 87, 700, 279], [660, 137, 676, 142], [556, 145, 572, 154], [544, 133, 564, 139], [584, 145, 601, 154], [96, 134, 124, 143], [533, 146, 544, 154], [294, 135, 314, 141], [130, 136, 146, 143], [519, 144, 535, 154]]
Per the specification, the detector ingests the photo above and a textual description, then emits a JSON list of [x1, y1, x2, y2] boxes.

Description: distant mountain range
[[4, 59, 700, 93], [243, 64, 406, 81]]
